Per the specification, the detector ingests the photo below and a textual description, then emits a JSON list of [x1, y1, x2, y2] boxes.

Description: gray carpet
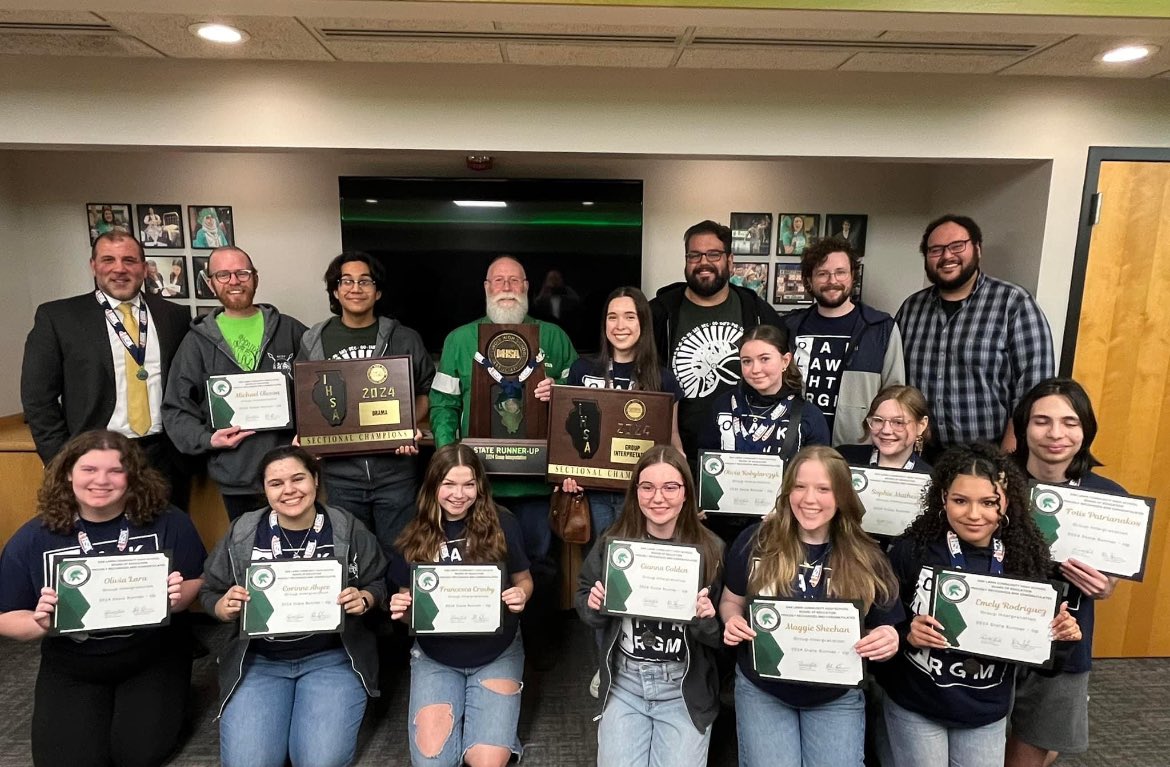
[[0, 615, 1165, 766]]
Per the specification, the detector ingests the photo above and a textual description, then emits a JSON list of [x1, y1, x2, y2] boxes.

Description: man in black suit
[[21, 230, 193, 508]]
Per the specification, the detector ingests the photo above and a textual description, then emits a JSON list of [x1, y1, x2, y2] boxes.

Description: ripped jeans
[[406, 633, 525, 767]]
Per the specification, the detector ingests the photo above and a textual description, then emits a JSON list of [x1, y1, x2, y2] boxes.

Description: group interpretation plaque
[[293, 356, 416, 456], [469, 324, 548, 474]]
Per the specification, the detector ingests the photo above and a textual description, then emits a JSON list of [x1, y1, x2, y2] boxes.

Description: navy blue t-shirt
[[247, 512, 342, 660], [724, 522, 902, 707], [567, 357, 683, 402], [389, 508, 530, 668], [0, 509, 205, 656], [699, 385, 831, 459], [836, 444, 932, 474], [791, 307, 864, 435]]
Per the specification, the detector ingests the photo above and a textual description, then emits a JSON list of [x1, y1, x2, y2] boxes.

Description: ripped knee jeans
[[406, 632, 525, 767]]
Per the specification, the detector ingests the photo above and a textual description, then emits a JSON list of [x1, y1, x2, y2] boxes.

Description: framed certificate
[[241, 559, 344, 638], [851, 466, 931, 537], [207, 372, 293, 431], [1030, 482, 1155, 581], [748, 598, 864, 687], [601, 539, 703, 623], [698, 451, 784, 516], [52, 552, 172, 635], [410, 563, 504, 636], [929, 568, 1063, 668], [294, 356, 416, 456]]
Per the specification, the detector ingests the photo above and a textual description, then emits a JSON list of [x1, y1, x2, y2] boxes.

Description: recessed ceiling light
[[190, 23, 248, 45], [582, 201, 595, 206], [1101, 45, 1153, 63], [454, 200, 507, 208], [365, 199, 378, 204]]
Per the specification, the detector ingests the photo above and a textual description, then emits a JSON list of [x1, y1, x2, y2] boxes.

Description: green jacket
[[430, 315, 576, 497]]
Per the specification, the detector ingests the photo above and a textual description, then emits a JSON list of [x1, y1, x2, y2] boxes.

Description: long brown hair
[[37, 430, 169, 535], [596, 286, 663, 392], [606, 446, 723, 584], [739, 324, 803, 392], [395, 444, 506, 563], [746, 446, 896, 610]]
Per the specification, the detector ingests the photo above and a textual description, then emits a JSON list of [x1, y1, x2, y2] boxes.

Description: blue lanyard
[[946, 530, 1004, 575], [95, 290, 149, 370], [74, 514, 129, 555], [796, 543, 832, 598]]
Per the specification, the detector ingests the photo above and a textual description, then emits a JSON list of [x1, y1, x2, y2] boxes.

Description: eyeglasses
[[813, 268, 851, 282], [925, 239, 972, 259], [866, 415, 911, 432], [685, 250, 727, 264], [209, 269, 256, 283], [338, 278, 376, 289], [488, 276, 526, 289], [636, 482, 684, 499]]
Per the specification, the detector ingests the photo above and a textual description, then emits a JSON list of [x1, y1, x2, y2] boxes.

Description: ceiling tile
[[840, 51, 1014, 73], [676, 47, 854, 69], [101, 13, 332, 60], [506, 43, 675, 67], [0, 31, 160, 57], [324, 40, 503, 64], [1000, 34, 1170, 77]]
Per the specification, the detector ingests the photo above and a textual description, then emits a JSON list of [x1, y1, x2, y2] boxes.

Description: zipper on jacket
[[593, 627, 622, 723], [216, 545, 248, 720]]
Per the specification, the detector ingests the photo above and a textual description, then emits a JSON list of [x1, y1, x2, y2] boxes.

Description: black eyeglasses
[[685, 250, 727, 264], [209, 269, 256, 283], [338, 278, 376, 289], [925, 239, 971, 259]]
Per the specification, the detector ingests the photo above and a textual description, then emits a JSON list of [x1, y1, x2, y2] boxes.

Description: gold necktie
[[118, 302, 151, 436]]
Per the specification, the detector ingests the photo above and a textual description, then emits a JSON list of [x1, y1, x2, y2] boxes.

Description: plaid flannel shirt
[[895, 272, 1054, 448]]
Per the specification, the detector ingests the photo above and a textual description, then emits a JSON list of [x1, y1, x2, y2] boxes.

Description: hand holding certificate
[[242, 560, 344, 638], [698, 451, 785, 516], [1030, 482, 1155, 581], [409, 564, 504, 635], [602, 539, 704, 623], [52, 552, 172, 635], [748, 598, 864, 687], [207, 372, 293, 431]]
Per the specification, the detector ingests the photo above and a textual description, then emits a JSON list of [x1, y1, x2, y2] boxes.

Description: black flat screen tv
[[338, 177, 644, 354]]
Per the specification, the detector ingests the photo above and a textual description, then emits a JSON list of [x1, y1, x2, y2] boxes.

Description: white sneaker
[[589, 669, 601, 698]]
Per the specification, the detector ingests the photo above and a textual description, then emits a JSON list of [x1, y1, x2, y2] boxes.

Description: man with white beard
[[430, 256, 577, 625]]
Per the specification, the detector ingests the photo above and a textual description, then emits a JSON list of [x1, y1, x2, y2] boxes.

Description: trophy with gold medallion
[[293, 356, 416, 456]]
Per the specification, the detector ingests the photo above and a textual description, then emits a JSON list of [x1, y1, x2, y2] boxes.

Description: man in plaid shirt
[[896, 214, 1054, 457]]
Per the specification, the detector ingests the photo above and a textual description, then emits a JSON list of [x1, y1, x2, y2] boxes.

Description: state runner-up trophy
[[547, 386, 674, 490], [292, 356, 416, 456], [464, 324, 548, 475]]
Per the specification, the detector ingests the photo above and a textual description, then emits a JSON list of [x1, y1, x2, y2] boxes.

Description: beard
[[927, 256, 980, 292], [811, 282, 852, 309], [486, 291, 529, 324], [686, 264, 729, 298]]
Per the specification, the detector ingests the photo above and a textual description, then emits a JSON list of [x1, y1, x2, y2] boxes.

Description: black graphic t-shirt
[[669, 292, 744, 455], [792, 308, 860, 435], [567, 358, 684, 402], [321, 317, 379, 360]]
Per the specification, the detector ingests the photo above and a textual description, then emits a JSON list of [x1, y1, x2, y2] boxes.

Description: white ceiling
[[1, 2, 1169, 78]]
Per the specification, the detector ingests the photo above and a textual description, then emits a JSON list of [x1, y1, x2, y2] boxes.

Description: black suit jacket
[[21, 291, 192, 463]]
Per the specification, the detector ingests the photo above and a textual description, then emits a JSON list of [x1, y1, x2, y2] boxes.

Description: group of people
[[2, 212, 1128, 767]]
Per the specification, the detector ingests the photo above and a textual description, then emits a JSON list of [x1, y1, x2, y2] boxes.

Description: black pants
[[136, 433, 193, 512], [221, 491, 269, 521], [32, 631, 192, 767]]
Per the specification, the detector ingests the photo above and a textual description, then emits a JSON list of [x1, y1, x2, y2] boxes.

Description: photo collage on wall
[[731, 211, 868, 310], [85, 203, 235, 317]]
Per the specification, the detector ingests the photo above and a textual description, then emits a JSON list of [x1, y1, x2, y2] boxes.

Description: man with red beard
[[163, 246, 307, 520], [649, 220, 783, 472], [896, 214, 1053, 457]]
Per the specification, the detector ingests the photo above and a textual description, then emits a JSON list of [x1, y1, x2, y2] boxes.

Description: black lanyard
[[95, 290, 149, 375]]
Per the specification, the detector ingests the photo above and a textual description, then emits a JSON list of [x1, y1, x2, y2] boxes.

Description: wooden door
[[1068, 159, 1170, 657]]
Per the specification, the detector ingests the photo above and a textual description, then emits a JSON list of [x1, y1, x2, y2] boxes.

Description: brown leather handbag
[[548, 488, 591, 545]]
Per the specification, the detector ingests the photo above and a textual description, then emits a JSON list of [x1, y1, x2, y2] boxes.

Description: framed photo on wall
[[732, 261, 770, 301], [145, 255, 190, 299], [192, 255, 215, 300], [778, 213, 820, 256], [730, 212, 773, 256], [136, 204, 185, 249], [773, 260, 812, 305], [194, 305, 219, 318], [825, 214, 868, 255], [188, 205, 234, 249], [86, 203, 133, 245]]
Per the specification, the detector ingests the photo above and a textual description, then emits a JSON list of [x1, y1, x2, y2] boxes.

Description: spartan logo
[[938, 574, 970, 604], [266, 352, 295, 375], [753, 604, 780, 631], [851, 470, 869, 493], [312, 370, 347, 426], [567, 399, 602, 459], [609, 544, 634, 571], [249, 565, 276, 591], [703, 454, 725, 477], [416, 570, 440, 593], [210, 378, 232, 397], [1033, 489, 1063, 515], [60, 562, 91, 588], [671, 321, 743, 399]]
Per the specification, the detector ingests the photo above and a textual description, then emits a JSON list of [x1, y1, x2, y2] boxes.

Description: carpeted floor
[[0, 613, 1165, 766]]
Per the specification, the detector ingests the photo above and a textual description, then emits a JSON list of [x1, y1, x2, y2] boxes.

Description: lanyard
[[730, 389, 804, 456], [269, 511, 325, 559], [868, 448, 916, 470], [75, 514, 129, 555], [474, 350, 545, 400], [946, 531, 1004, 575], [796, 543, 832, 598], [605, 360, 636, 390], [95, 290, 149, 373]]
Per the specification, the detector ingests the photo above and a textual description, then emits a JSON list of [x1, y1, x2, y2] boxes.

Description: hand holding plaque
[[293, 356, 416, 456]]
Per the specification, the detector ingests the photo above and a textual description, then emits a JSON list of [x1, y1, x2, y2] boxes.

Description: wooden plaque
[[293, 356, 415, 456], [470, 323, 548, 440], [546, 386, 674, 490]]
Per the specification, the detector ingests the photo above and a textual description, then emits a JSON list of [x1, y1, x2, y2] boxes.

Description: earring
[[914, 435, 925, 453], [1000, 512, 1011, 528]]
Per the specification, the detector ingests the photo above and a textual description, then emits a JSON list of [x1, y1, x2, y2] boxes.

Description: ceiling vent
[[690, 36, 1039, 56]]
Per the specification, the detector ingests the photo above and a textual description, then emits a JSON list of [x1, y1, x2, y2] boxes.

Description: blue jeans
[[407, 634, 525, 767], [503, 495, 554, 580], [734, 666, 865, 767], [597, 655, 711, 767], [883, 696, 1006, 767], [219, 647, 368, 767], [586, 490, 625, 548], [325, 474, 418, 557]]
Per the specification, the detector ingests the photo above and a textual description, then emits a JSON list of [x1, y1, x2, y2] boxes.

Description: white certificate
[[602, 539, 703, 623], [1030, 482, 1155, 581], [52, 552, 172, 635], [851, 466, 931, 537], [207, 372, 293, 431], [698, 451, 784, 516], [749, 598, 863, 687], [242, 559, 344, 638], [930, 568, 1061, 668], [410, 564, 503, 636]]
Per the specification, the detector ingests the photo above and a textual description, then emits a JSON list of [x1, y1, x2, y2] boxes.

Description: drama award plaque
[[293, 356, 416, 456], [467, 324, 549, 475]]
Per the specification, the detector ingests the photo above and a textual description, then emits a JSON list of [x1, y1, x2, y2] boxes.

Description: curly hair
[[395, 444, 506, 564], [37, 430, 169, 535], [905, 442, 1051, 580]]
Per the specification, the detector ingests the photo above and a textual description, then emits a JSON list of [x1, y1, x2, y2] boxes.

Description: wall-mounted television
[[339, 177, 644, 354]]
